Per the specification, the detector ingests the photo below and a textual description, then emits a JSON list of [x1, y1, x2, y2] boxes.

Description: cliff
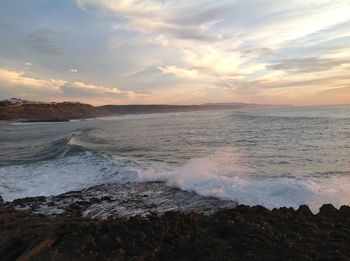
[[0, 103, 111, 122]]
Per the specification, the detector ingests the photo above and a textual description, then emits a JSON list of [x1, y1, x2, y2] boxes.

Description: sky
[[0, 0, 350, 105]]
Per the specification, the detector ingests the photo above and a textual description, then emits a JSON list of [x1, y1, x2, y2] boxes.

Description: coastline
[[0, 119, 70, 125], [1, 198, 349, 260], [1, 184, 350, 260], [0, 102, 264, 124]]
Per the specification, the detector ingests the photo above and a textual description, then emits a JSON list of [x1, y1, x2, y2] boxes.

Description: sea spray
[[138, 148, 350, 212]]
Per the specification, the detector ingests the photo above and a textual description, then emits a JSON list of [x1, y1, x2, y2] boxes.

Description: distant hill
[[0, 102, 263, 122], [100, 103, 259, 115]]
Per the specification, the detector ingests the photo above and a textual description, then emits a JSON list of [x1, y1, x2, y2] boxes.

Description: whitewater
[[1, 105, 350, 212]]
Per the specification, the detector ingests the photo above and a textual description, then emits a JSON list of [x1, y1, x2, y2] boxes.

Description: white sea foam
[[0, 152, 138, 201], [1, 146, 350, 212], [138, 148, 350, 212]]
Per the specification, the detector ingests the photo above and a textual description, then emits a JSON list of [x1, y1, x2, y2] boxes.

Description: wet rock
[[7, 183, 238, 219], [13, 196, 46, 204]]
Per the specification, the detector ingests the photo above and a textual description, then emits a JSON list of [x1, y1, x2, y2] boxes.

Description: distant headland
[[0, 98, 269, 123]]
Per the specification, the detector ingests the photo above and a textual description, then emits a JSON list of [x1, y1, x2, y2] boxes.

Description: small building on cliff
[[10, 98, 20, 104]]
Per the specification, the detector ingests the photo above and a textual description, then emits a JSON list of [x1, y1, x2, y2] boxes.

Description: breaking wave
[[0, 129, 100, 167], [138, 148, 350, 212], [1, 144, 350, 212]]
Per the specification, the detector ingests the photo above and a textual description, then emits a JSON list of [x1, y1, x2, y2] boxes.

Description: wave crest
[[138, 148, 350, 212]]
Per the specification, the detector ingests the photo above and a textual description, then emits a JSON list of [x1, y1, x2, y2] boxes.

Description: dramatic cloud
[[0, 1, 350, 105]]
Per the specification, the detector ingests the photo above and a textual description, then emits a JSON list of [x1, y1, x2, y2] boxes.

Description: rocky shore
[[0, 191, 349, 260]]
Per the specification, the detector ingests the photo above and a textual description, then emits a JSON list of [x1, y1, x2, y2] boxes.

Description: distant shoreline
[[0, 102, 266, 124]]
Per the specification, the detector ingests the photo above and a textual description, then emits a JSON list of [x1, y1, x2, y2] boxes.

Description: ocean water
[[1, 105, 350, 212]]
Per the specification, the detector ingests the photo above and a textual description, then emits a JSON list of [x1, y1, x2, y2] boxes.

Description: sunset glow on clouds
[[0, 0, 350, 105]]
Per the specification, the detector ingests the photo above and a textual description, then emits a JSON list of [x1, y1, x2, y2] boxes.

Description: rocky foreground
[[0, 194, 350, 260]]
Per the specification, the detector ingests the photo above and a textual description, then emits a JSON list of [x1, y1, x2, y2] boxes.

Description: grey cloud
[[27, 28, 62, 55], [240, 48, 281, 59], [127, 64, 163, 78], [218, 72, 350, 94], [168, 3, 233, 26], [162, 24, 218, 41], [266, 57, 350, 73], [60, 84, 103, 98], [137, 21, 219, 42]]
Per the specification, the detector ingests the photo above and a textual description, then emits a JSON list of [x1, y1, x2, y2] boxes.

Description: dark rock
[[13, 196, 46, 205], [1, 203, 350, 260], [297, 205, 313, 216], [101, 196, 112, 201], [339, 205, 350, 218], [0, 238, 26, 260], [319, 204, 339, 216]]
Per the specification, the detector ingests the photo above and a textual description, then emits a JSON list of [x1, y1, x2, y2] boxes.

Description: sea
[[1, 105, 350, 212]]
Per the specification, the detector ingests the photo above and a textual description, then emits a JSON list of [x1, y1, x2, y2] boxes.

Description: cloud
[[222, 71, 350, 92], [3, 0, 350, 105], [315, 86, 350, 104], [157, 65, 198, 80], [76, 1, 350, 73], [0, 68, 147, 104], [77, 0, 226, 41], [0, 68, 62, 89], [27, 28, 61, 55], [60, 81, 147, 99], [240, 48, 281, 59], [266, 57, 350, 73]]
